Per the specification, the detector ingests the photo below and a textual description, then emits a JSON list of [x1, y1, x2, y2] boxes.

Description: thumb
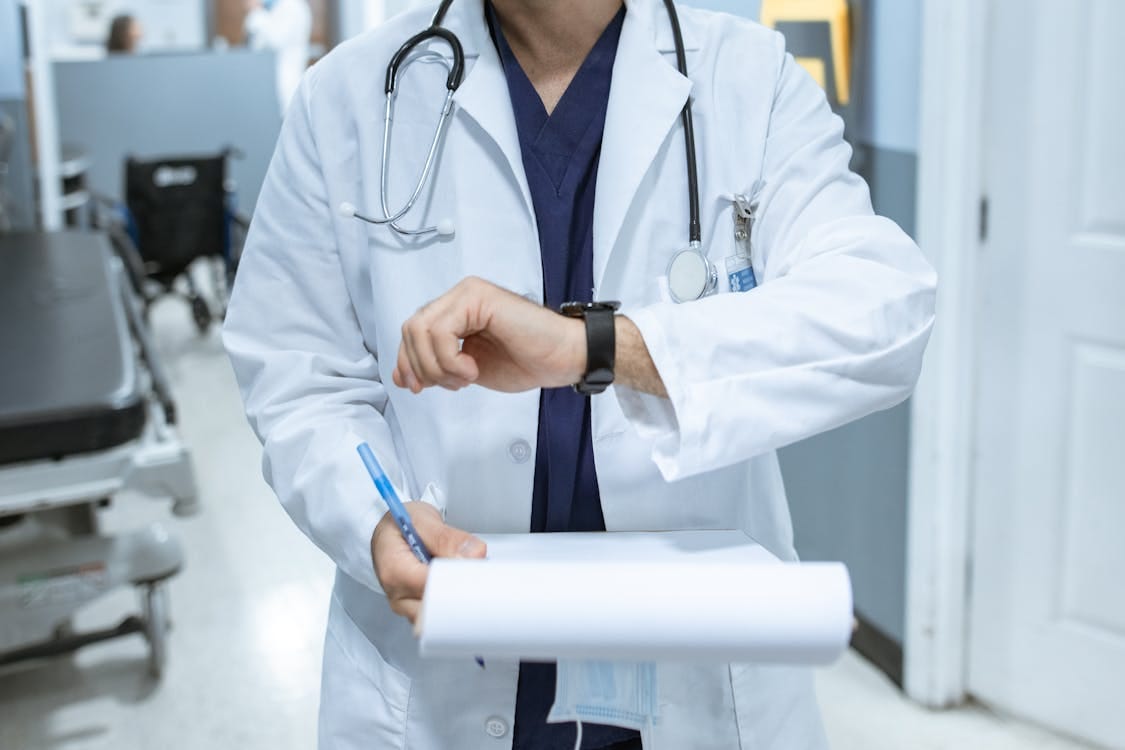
[[431, 524, 487, 559]]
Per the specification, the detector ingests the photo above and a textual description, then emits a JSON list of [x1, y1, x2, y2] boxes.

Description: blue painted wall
[[52, 51, 281, 211], [0, 0, 23, 98], [0, 0, 35, 230], [686, 0, 757, 16], [862, 0, 920, 152]]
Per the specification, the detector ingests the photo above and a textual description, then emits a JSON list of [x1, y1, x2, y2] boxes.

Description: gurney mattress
[[0, 232, 146, 466]]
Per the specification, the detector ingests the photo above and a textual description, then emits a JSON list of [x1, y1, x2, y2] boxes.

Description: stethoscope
[[342, 0, 722, 303]]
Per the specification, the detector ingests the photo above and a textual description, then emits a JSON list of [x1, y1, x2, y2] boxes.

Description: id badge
[[725, 254, 757, 292]]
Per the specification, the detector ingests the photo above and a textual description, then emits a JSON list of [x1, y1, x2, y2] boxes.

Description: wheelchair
[[94, 149, 250, 333]]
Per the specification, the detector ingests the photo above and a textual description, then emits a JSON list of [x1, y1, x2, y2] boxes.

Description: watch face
[[560, 300, 622, 316], [560, 302, 585, 318]]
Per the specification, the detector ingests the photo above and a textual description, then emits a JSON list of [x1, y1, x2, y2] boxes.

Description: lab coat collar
[[594, 1, 694, 288], [445, 0, 696, 283], [439, 0, 701, 59], [446, 0, 532, 221]]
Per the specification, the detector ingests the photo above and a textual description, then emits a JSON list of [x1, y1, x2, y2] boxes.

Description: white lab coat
[[245, 0, 312, 113], [223, 0, 937, 748]]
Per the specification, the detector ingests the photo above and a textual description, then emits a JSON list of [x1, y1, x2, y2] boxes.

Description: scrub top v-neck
[[486, 4, 641, 750]]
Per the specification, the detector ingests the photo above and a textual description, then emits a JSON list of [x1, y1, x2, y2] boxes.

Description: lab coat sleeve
[[616, 45, 937, 482], [223, 74, 413, 594]]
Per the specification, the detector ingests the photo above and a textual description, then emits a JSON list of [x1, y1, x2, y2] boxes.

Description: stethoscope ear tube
[[662, 0, 711, 302], [663, 0, 701, 247], [385, 27, 466, 95]]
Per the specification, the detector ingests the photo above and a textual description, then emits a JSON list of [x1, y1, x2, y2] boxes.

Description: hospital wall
[[51, 51, 281, 215], [39, 0, 207, 57], [684, 0, 922, 676], [0, 0, 36, 231]]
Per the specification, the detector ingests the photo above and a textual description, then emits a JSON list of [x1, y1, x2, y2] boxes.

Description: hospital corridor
[[1, 1, 1123, 749]]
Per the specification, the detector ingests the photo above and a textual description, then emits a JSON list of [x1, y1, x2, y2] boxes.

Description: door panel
[[1059, 344, 1125, 637], [969, 0, 1125, 747]]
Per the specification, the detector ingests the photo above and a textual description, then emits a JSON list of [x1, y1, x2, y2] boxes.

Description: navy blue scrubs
[[486, 5, 642, 750]]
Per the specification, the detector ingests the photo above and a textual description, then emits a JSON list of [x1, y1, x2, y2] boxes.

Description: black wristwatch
[[560, 301, 621, 395]]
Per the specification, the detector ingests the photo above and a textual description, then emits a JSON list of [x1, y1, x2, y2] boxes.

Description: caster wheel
[[143, 584, 169, 679], [190, 295, 212, 334]]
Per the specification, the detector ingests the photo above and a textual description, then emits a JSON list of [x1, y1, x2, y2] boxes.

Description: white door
[[968, 0, 1125, 747]]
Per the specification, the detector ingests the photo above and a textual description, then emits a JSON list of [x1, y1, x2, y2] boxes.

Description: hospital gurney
[[0, 231, 198, 678]]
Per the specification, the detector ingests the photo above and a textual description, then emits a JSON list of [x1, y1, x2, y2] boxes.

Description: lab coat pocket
[[324, 591, 412, 714], [728, 664, 828, 750]]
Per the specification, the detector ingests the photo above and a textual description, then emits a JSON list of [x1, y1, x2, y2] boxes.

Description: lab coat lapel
[[447, 0, 535, 220], [595, 0, 694, 288]]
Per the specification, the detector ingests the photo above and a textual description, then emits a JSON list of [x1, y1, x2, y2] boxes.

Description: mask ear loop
[[572, 720, 584, 750]]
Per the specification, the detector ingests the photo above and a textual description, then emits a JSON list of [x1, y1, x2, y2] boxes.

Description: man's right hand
[[371, 501, 487, 626]]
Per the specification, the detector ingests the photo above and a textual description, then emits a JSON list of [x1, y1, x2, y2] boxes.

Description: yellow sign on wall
[[761, 0, 852, 105]]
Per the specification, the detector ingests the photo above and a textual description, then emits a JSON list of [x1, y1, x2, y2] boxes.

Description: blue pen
[[357, 442, 431, 563], [356, 442, 485, 668]]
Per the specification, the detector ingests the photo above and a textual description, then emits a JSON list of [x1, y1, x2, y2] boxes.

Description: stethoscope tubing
[[662, 0, 702, 247], [386, 25, 466, 95], [377, 91, 456, 235], [358, 0, 706, 271]]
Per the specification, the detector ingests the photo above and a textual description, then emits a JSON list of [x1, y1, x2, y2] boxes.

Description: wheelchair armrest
[[105, 226, 151, 302]]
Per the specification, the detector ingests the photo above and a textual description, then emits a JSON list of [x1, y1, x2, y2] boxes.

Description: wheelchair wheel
[[143, 583, 169, 679], [190, 294, 212, 334]]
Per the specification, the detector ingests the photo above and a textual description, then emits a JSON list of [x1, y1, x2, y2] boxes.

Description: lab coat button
[[508, 439, 531, 464], [485, 716, 509, 738]]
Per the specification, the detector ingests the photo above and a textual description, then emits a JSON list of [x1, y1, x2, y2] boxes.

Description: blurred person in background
[[106, 13, 142, 54], [244, 0, 312, 113]]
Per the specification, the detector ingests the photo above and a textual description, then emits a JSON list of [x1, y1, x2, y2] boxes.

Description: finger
[[404, 502, 485, 559], [431, 317, 480, 386], [402, 325, 430, 392], [380, 548, 428, 596], [430, 524, 488, 559], [406, 319, 454, 388], [406, 297, 478, 390], [395, 359, 420, 393], [396, 335, 422, 393], [395, 340, 411, 387], [391, 597, 421, 625]]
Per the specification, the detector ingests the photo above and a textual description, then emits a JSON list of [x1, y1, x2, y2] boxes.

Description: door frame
[[904, 0, 990, 708]]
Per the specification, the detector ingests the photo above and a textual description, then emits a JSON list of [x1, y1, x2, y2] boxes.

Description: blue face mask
[[548, 660, 660, 741]]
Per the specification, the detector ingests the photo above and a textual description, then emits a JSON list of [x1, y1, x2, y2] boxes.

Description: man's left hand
[[393, 277, 586, 394]]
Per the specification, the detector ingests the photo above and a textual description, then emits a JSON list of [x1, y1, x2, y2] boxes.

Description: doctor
[[244, 0, 312, 112], [224, 0, 937, 748]]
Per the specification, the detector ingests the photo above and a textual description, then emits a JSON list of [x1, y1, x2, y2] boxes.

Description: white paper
[[418, 531, 852, 665]]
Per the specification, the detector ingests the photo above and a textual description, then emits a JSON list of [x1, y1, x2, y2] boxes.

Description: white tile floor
[[0, 298, 1099, 750]]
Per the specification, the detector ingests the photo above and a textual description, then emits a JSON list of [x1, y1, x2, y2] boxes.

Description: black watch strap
[[560, 301, 620, 395]]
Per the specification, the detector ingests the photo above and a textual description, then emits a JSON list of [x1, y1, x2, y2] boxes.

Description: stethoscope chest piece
[[667, 245, 717, 303]]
